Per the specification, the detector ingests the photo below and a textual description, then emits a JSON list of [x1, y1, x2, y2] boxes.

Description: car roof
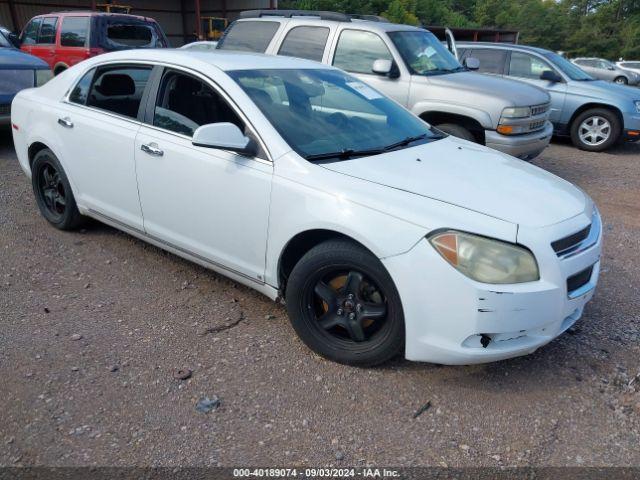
[[32, 11, 151, 20], [456, 41, 552, 55], [235, 15, 424, 33], [91, 48, 336, 72]]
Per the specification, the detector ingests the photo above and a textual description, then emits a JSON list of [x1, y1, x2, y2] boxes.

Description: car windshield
[[544, 52, 594, 81], [0, 29, 11, 48], [388, 30, 463, 76], [228, 68, 442, 161]]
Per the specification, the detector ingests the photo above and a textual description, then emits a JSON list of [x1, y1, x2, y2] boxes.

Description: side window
[[509, 52, 554, 79], [21, 19, 42, 45], [69, 69, 95, 104], [37, 17, 58, 44], [86, 65, 152, 118], [153, 70, 243, 137], [217, 21, 279, 53], [471, 49, 507, 74], [61, 16, 90, 47], [333, 30, 393, 74], [278, 26, 330, 62]]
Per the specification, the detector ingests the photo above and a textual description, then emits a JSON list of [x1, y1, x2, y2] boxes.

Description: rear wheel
[[434, 123, 476, 142], [32, 148, 84, 230], [285, 240, 404, 366], [570, 108, 621, 152], [614, 76, 628, 85]]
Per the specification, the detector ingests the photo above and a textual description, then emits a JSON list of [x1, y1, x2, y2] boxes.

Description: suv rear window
[[96, 16, 167, 49], [107, 24, 152, 47], [217, 21, 279, 53]]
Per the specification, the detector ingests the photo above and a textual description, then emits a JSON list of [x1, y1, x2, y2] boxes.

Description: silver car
[[457, 43, 640, 151], [572, 57, 640, 86], [217, 10, 553, 160], [617, 60, 640, 76]]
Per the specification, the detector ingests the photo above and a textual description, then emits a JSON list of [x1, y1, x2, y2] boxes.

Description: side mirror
[[372, 58, 399, 79], [464, 57, 480, 71], [540, 70, 562, 83], [192, 122, 257, 156], [608, 66, 615, 71], [8, 32, 21, 48]]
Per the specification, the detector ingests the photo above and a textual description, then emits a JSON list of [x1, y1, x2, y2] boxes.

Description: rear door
[[56, 15, 91, 70], [30, 16, 58, 69], [507, 51, 566, 124], [57, 63, 154, 230]]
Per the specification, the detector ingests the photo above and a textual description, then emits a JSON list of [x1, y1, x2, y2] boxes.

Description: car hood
[[319, 136, 586, 228], [569, 79, 640, 101], [0, 47, 49, 69], [413, 71, 550, 107]]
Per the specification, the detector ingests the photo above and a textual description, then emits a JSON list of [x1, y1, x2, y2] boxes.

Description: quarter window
[[470, 49, 507, 74], [509, 52, 554, 79], [21, 19, 42, 45], [333, 30, 393, 74], [37, 17, 58, 44], [217, 21, 279, 53], [278, 26, 330, 62], [69, 69, 95, 104], [86, 65, 152, 118], [152, 70, 243, 137], [61, 16, 90, 47]]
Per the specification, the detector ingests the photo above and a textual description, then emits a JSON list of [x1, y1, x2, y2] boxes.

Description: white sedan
[[11, 49, 602, 366]]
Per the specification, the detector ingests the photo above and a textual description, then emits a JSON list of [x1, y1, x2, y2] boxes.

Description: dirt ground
[[1, 129, 639, 468]]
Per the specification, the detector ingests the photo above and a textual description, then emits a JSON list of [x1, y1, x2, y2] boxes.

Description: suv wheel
[[285, 239, 404, 367], [32, 148, 85, 230], [570, 108, 621, 152], [434, 123, 476, 142], [614, 76, 628, 85]]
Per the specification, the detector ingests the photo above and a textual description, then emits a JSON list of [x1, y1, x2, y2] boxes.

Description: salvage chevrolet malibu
[[11, 50, 602, 366]]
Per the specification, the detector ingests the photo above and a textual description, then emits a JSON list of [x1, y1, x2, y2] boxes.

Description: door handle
[[57, 117, 73, 128], [140, 143, 164, 157]]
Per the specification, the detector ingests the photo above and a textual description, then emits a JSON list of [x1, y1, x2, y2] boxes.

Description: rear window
[[217, 21, 279, 53], [61, 16, 89, 47], [96, 16, 167, 49]]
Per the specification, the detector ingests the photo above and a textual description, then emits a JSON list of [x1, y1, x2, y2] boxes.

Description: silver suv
[[217, 10, 553, 160], [572, 58, 640, 86]]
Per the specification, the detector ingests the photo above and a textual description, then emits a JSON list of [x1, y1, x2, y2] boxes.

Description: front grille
[[567, 265, 594, 294], [530, 103, 550, 116], [0, 104, 10, 116], [552, 224, 591, 256], [529, 119, 546, 131]]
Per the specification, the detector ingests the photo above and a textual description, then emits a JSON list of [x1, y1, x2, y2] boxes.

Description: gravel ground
[[1, 129, 639, 468]]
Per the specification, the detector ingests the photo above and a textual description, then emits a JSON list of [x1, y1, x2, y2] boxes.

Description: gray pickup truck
[[217, 10, 553, 160]]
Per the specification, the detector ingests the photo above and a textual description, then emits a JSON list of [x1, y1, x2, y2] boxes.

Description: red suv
[[20, 11, 168, 75]]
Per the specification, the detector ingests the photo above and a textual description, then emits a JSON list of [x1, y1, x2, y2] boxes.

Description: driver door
[[134, 67, 272, 281]]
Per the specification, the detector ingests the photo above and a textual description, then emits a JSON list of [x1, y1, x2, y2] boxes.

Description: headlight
[[35, 69, 53, 87], [429, 231, 539, 284], [501, 106, 531, 119], [634, 100, 640, 113]]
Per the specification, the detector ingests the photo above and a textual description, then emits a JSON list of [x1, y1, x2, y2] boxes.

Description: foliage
[[278, 0, 640, 59]]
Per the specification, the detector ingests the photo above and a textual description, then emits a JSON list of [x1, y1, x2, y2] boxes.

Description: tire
[[285, 239, 404, 367], [614, 76, 628, 85], [434, 123, 476, 142], [570, 108, 621, 152], [31, 148, 84, 230]]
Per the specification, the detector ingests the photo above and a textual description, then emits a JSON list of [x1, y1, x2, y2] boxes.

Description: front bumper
[[485, 121, 553, 160], [383, 208, 602, 365], [622, 111, 640, 142]]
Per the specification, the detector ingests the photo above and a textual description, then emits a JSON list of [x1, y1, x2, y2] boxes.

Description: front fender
[[411, 101, 494, 130]]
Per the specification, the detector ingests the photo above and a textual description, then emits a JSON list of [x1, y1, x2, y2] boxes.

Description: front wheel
[[614, 76, 628, 85], [285, 240, 404, 367], [570, 108, 621, 152], [434, 123, 476, 142]]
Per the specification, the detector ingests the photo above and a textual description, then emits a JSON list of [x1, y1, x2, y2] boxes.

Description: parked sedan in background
[[19, 11, 168, 75], [0, 25, 20, 48], [617, 60, 640, 76], [0, 27, 51, 125], [458, 43, 640, 151], [572, 57, 640, 86], [11, 49, 601, 366]]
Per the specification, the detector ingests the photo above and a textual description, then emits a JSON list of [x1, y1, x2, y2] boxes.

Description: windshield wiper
[[381, 133, 436, 151], [305, 147, 384, 162]]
